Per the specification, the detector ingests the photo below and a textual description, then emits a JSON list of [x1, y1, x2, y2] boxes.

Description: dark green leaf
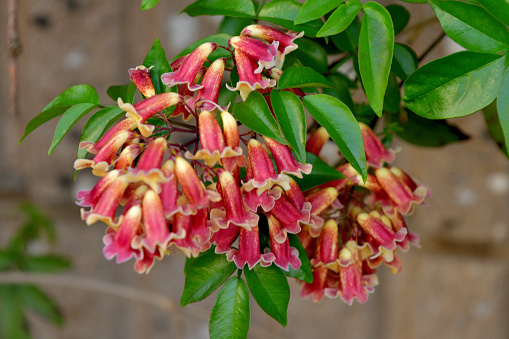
[[403, 51, 506, 119], [182, 0, 255, 18], [284, 234, 313, 283], [258, 0, 323, 37], [0, 250, 13, 270], [278, 66, 335, 89], [317, 0, 361, 37], [477, 0, 509, 26], [48, 103, 98, 155], [0, 287, 29, 339], [281, 52, 303, 71], [303, 94, 367, 180], [232, 91, 287, 144], [173, 33, 232, 62], [331, 16, 361, 53], [430, 0, 509, 53], [294, 0, 344, 25], [386, 4, 410, 35], [483, 100, 509, 156], [20, 85, 100, 144], [141, 0, 159, 10], [270, 90, 307, 162], [496, 68, 509, 156], [358, 1, 395, 117], [181, 249, 236, 306], [77, 106, 125, 160], [292, 152, 344, 191], [218, 16, 253, 36], [209, 277, 250, 339], [143, 39, 172, 94], [244, 264, 290, 326], [393, 108, 469, 147], [218, 82, 239, 107], [23, 255, 71, 272], [107, 83, 136, 103], [18, 285, 63, 326], [322, 73, 355, 112], [391, 43, 418, 81], [293, 38, 329, 74], [383, 72, 401, 114]]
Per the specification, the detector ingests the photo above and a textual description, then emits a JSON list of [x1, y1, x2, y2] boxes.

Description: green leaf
[[284, 234, 313, 283], [430, 0, 509, 53], [303, 94, 367, 180], [383, 72, 401, 114], [294, 0, 343, 25], [107, 83, 136, 103], [258, 0, 323, 37], [218, 82, 239, 107], [141, 0, 159, 10], [244, 264, 290, 326], [23, 254, 71, 272], [181, 249, 237, 306], [358, 1, 395, 117], [270, 90, 307, 162], [477, 0, 509, 26], [322, 73, 355, 112], [173, 33, 232, 62], [293, 38, 329, 74], [331, 16, 361, 53], [483, 100, 509, 156], [0, 249, 13, 270], [393, 108, 470, 147], [391, 43, 418, 81], [0, 287, 30, 339], [18, 285, 63, 326], [232, 91, 287, 144], [209, 277, 250, 339], [218, 16, 253, 36], [278, 67, 335, 90], [317, 0, 361, 37], [143, 39, 172, 95], [496, 68, 509, 156], [292, 152, 344, 191], [20, 84, 100, 144], [403, 51, 506, 119], [182, 0, 255, 18], [386, 4, 410, 35], [48, 103, 98, 155], [77, 106, 125, 160]]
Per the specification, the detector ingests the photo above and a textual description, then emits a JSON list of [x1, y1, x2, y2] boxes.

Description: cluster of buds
[[297, 124, 430, 304]]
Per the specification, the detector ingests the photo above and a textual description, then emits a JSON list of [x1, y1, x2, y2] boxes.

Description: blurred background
[[1, 0, 509, 338]]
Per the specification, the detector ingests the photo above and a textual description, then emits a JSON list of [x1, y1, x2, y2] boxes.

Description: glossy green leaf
[[496, 68, 509, 156], [403, 51, 506, 119], [18, 285, 63, 326], [258, 0, 323, 37], [383, 73, 401, 114], [284, 234, 313, 283], [391, 43, 418, 81], [293, 38, 329, 74], [181, 249, 237, 306], [209, 277, 250, 339], [218, 16, 253, 36], [386, 4, 410, 35], [430, 0, 509, 53], [303, 94, 367, 180], [322, 73, 355, 112], [483, 100, 509, 156], [77, 106, 125, 160], [393, 108, 470, 147], [232, 91, 287, 144], [358, 1, 395, 117], [244, 264, 290, 326], [218, 83, 239, 107], [292, 152, 345, 191], [278, 67, 335, 90], [0, 287, 29, 339], [270, 90, 307, 162], [317, 0, 361, 37], [477, 0, 509, 26], [107, 83, 136, 103], [48, 103, 98, 155], [294, 0, 343, 25], [143, 39, 172, 94], [173, 33, 232, 62], [182, 0, 255, 17], [141, 0, 159, 10], [331, 16, 361, 53], [20, 85, 100, 144], [23, 254, 71, 272]]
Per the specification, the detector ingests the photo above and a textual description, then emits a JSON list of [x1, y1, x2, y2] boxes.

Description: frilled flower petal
[[270, 189, 311, 240], [81, 179, 128, 227], [134, 247, 164, 274], [310, 219, 339, 271], [300, 265, 329, 302], [76, 169, 123, 207], [170, 212, 201, 258], [158, 159, 182, 218], [136, 190, 172, 253], [231, 225, 273, 270], [79, 118, 137, 154], [305, 127, 329, 156], [359, 122, 395, 168], [161, 42, 218, 91], [118, 92, 182, 138], [129, 65, 155, 98], [267, 215, 301, 271], [186, 58, 226, 112], [229, 36, 278, 73], [263, 137, 312, 178], [103, 204, 143, 264], [389, 211, 420, 251], [211, 223, 241, 254], [185, 110, 226, 166], [221, 111, 246, 172]]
